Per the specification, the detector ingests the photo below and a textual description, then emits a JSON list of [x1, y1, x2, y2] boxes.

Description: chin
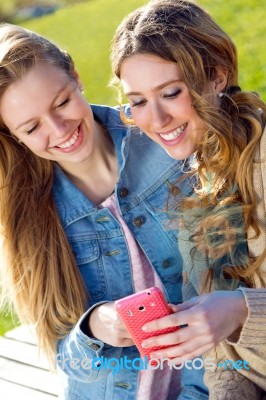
[[164, 148, 186, 161]]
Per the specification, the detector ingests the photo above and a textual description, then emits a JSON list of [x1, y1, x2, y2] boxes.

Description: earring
[[218, 92, 224, 98]]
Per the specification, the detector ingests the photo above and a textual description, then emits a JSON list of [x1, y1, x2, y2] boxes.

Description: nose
[[46, 115, 68, 139], [149, 101, 171, 131]]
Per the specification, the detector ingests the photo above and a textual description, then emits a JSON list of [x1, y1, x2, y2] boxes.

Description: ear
[[211, 66, 228, 95]]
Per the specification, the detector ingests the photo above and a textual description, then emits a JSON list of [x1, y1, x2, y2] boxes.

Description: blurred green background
[[0, 0, 265, 334]]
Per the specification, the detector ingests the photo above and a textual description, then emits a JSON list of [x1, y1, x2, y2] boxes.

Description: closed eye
[[26, 123, 39, 135], [163, 89, 182, 99], [131, 98, 147, 108], [56, 97, 71, 109]]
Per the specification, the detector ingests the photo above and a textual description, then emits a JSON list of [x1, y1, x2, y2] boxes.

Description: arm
[[57, 301, 134, 383]]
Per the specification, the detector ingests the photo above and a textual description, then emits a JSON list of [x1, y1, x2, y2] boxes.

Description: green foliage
[[0, 310, 18, 336], [0, 0, 17, 16]]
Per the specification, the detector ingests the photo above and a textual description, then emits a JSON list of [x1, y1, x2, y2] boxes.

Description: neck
[[60, 120, 118, 204]]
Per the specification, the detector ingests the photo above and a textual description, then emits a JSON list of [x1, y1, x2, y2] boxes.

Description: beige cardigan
[[204, 127, 266, 398], [181, 128, 266, 398]]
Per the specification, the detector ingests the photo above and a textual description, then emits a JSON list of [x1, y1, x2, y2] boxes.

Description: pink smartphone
[[115, 287, 179, 360]]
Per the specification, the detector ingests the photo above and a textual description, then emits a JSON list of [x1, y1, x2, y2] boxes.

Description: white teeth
[[57, 128, 79, 149], [159, 123, 187, 141]]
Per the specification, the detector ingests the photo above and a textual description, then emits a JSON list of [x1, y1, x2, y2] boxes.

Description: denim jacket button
[[162, 259, 171, 268], [89, 343, 100, 350], [133, 216, 145, 227], [115, 382, 130, 389], [120, 187, 129, 197]]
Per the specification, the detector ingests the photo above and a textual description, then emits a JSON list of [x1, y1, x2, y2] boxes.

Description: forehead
[[120, 53, 182, 92], [0, 62, 71, 131], [3, 62, 71, 104]]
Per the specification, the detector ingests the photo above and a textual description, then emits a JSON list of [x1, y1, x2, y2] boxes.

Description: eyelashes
[[26, 123, 39, 135], [131, 99, 147, 108], [56, 97, 71, 109], [163, 89, 182, 98], [130, 88, 182, 108]]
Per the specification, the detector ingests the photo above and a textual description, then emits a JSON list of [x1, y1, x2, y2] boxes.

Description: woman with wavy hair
[[0, 22, 209, 400], [111, 0, 266, 397]]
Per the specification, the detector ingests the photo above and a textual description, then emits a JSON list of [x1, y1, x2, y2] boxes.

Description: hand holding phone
[[115, 287, 179, 360]]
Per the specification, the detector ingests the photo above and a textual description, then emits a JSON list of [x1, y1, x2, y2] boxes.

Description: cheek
[[64, 95, 88, 120], [22, 136, 47, 153], [77, 97, 90, 115], [179, 92, 194, 111], [69, 104, 85, 119], [131, 109, 148, 130]]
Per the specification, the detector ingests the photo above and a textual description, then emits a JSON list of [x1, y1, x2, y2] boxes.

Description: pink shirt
[[101, 194, 181, 400]]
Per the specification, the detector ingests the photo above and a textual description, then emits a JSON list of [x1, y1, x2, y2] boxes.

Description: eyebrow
[[125, 79, 183, 96], [15, 83, 70, 131]]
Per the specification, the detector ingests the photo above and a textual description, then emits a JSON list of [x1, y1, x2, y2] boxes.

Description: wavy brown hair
[[110, 0, 266, 287], [0, 24, 87, 362]]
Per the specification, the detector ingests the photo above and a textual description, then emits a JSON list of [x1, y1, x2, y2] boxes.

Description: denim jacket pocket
[[69, 237, 106, 301]]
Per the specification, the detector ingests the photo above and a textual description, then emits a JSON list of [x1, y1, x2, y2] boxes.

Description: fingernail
[[142, 325, 148, 331], [141, 341, 149, 348]]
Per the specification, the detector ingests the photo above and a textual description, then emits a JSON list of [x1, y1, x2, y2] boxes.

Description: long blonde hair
[[0, 24, 87, 361], [110, 0, 266, 286]]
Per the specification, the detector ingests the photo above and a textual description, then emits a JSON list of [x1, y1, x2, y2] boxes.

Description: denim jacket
[[53, 105, 207, 400]]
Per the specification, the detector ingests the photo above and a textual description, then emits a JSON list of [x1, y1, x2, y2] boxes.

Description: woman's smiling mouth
[[55, 126, 81, 149], [158, 123, 188, 141]]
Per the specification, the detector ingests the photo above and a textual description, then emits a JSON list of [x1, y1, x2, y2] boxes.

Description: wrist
[[81, 301, 108, 338], [235, 289, 248, 328], [86, 305, 100, 338], [225, 289, 248, 344], [236, 290, 248, 327]]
